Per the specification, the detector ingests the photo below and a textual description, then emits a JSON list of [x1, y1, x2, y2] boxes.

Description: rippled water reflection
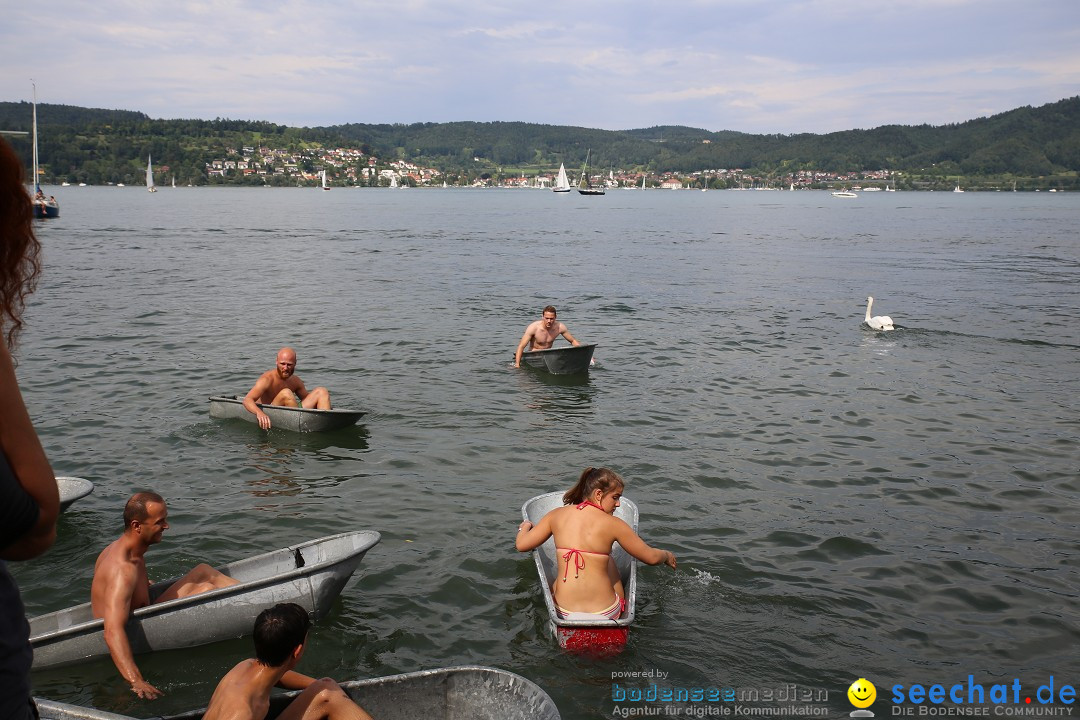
[[12, 187, 1080, 719]]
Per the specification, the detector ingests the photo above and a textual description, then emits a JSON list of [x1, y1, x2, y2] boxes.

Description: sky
[[3, 0, 1080, 135]]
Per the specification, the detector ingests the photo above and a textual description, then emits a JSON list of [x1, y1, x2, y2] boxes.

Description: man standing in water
[[91, 492, 239, 699], [243, 347, 332, 430], [202, 603, 373, 720], [514, 306, 582, 368]]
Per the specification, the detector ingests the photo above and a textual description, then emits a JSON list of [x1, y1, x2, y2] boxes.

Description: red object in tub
[[558, 626, 629, 655]]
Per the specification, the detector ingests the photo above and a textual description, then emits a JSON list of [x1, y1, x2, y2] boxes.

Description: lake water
[[11, 186, 1080, 719]]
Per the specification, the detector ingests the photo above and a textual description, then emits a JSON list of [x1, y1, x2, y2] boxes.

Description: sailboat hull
[[33, 203, 60, 219]]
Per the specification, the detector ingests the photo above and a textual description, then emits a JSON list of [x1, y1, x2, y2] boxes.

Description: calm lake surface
[[11, 186, 1080, 719]]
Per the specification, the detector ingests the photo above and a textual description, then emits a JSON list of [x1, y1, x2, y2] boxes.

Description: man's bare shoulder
[[255, 368, 279, 386], [91, 538, 141, 614], [203, 660, 265, 720], [93, 537, 130, 574]]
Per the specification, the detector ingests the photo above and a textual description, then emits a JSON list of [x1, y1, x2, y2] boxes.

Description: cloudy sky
[[3, 0, 1079, 134]]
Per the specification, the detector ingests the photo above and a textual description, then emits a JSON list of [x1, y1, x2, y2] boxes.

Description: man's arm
[[559, 324, 582, 347], [514, 326, 536, 368], [277, 670, 317, 690], [292, 379, 309, 401], [100, 563, 162, 699], [0, 341, 58, 561], [242, 375, 273, 430]]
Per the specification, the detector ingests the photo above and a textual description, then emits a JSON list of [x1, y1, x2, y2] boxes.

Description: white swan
[[865, 296, 894, 331]]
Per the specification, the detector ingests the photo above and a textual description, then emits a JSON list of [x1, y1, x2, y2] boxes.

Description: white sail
[[146, 155, 157, 192], [321, 169, 330, 190], [553, 163, 571, 192], [29, 84, 60, 217]]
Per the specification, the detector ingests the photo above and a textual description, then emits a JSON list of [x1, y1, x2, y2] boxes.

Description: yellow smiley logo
[[848, 678, 877, 708]]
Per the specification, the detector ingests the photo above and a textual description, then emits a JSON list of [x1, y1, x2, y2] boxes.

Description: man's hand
[[257, 411, 272, 430], [131, 679, 163, 700]]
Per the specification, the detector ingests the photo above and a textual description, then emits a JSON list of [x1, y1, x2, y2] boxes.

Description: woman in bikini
[[515, 467, 677, 620]]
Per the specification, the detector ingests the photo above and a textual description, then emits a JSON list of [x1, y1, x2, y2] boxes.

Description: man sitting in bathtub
[[242, 346, 332, 430], [91, 491, 238, 700]]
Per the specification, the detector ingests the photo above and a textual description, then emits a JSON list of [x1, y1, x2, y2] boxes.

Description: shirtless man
[[513, 305, 582, 368], [91, 492, 239, 700], [243, 347, 331, 430], [203, 603, 373, 720]]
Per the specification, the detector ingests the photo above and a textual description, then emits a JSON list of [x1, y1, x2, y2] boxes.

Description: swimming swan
[[865, 296, 894, 331]]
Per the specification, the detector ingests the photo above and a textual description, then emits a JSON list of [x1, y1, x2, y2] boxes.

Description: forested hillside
[[1, 96, 1077, 187]]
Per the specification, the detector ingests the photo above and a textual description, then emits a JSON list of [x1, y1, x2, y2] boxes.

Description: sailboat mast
[[31, 82, 39, 193]]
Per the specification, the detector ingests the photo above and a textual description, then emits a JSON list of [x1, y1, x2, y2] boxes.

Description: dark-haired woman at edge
[[0, 137, 61, 720], [516, 467, 676, 619]]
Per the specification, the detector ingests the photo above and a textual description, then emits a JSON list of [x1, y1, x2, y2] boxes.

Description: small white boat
[[321, 168, 330, 190], [208, 395, 365, 432], [831, 189, 858, 198], [57, 476, 93, 512], [36, 666, 561, 720], [552, 163, 572, 193], [29, 530, 380, 669], [519, 344, 596, 375], [146, 155, 157, 192], [522, 491, 637, 653]]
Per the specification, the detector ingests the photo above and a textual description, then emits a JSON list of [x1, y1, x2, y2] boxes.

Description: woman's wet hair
[[0, 138, 42, 349], [563, 466, 624, 505], [253, 603, 312, 666]]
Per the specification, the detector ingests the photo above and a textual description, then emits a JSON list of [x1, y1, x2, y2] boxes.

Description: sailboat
[[30, 83, 59, 218], [553, 163, 572, 193], [640, 174, 646, 190], [146, 155, 157, 192], [320, 169, 330, 190], [577, 150, 605, 196], [953, 179, 964, 193]]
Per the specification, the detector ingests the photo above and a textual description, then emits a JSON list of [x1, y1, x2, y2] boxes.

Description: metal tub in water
[[29, 530, 380, 669], [208, 395, 365, 432], [57, 476, 94, 512], [36, 666, 561, 720], [520, 344, 596, 375], [522, 491, 637, 653]]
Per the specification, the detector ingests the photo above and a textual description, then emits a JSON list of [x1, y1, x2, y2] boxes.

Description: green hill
[[2, 96, 1077, 188]]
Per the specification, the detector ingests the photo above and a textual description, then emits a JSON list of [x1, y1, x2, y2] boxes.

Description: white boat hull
[[29, 531, 380, 669], [209, 395, 364, 432], [36, 666, 561, 720]]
